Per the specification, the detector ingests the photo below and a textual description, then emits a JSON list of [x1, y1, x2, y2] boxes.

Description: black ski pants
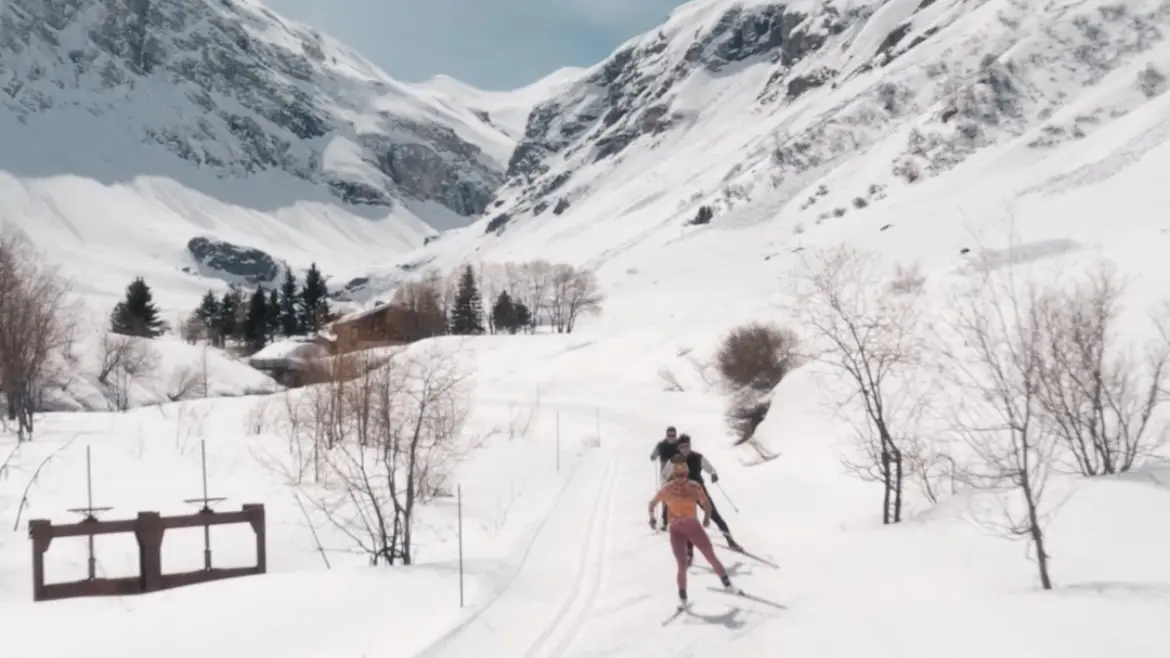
[[701, 482, 731, 536]]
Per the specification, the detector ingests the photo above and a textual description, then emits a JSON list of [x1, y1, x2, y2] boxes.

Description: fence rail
[[28, 504, 266, 602]]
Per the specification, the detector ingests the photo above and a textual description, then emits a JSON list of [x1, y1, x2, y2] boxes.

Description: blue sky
[[263, 0, 688, 90]]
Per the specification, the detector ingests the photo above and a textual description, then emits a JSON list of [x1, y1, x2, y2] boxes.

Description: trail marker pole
[[595, 408, 600, 446], [556, 410, 561, 472], [182, 439, 227, 569], [457, 484, 464, 607], [66, 445, 113, 581]]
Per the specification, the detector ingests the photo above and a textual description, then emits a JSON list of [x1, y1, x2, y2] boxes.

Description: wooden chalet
[[327, 302, 444, 352]]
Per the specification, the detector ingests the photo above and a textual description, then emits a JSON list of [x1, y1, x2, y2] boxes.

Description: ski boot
[[720, 574, 735, 592], [678, 588, 689, 610]]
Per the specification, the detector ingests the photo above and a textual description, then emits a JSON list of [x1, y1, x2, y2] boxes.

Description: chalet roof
[[248, 339, 325, 371]]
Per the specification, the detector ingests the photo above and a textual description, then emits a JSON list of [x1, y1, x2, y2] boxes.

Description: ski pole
[[716, 481, 739, 513]]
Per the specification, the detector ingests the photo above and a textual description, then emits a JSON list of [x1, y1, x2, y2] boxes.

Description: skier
[[649, 456, 733, 607], [659, 435, 743, 553], [649, 426, 681, 528]]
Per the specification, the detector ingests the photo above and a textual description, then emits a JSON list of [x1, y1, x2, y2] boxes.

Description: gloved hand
[[649, 517, 657, 530], [711, 473, 719, 484], [702, 517, 711, 528]]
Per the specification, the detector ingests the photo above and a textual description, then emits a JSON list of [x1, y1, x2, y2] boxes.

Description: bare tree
[[388, 278, 447, 342], [561, 266, 604, 333], [1035, 263, 1170, 476], [519, 260, 553, 331], [96, 332, 158, 411], [296, 343, 473, 565], [0, 232, 77, 440], [547, 264, 572, 332], [793, 247, 932, 524], [943, 269, 1059, 590]]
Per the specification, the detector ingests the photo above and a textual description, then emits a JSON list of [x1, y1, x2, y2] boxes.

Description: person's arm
[[649, 442, 660, 461], [648, 490, 663, 526], [661, 462, 672, 481], [701, 455, 719, 482]]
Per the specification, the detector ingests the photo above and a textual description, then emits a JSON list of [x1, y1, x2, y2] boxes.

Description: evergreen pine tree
[[266, 288, 281, 341], [299, 263, 331, 334], [216, 289, 241, 345], [449, 265, 485, 335], [491, 290, 518, 334], [513, 300, 532, 333], [110, 277, 165, 338], [279, 268, 301, 336], [194, 290, 220, 339], [243, 287, 270, 352]]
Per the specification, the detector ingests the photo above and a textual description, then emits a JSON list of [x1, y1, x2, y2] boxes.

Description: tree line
[[388, 260, 604, 340], [108, 264, 335, 355]]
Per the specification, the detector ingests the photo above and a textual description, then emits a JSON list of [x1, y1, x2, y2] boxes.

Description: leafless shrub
[[167, 365, 207, 402], [0, 232, 77, 440], [793, 246, 933, 523], [715, 322, 800, 392], [506, 386, 542, 439], [715, 322, 800, 444], [1035, 263, 1170, 476], [483, 483, 523, 536], [1138, 63, 1166, 98], [243, 398, 277, 436], [942, 268, 1059, 590], [657, 367, 685, 392], [178, 313, 205, 345], [889, 261, 926, 295], [97, 332, 159, 411], [290, 343, 474, 564]]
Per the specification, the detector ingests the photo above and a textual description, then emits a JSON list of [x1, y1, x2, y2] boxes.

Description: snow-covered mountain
[[5, 0, 1170, 655], [409, 67, 587, 140], [384, 0, 1170, 286], [0, 0, 552, 312]]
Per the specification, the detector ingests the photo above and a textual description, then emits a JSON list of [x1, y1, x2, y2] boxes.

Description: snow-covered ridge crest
[[0, 0, 512, 219]]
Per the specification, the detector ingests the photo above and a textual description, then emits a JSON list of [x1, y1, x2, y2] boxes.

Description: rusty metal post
[[243, 504, 267, 573], [28, 519, 52, 602], [134, 512, 165, 593]]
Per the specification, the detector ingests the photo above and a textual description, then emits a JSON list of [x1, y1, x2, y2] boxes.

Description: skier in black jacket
[[649, 426, 680, 527], [659, 435, 743, 555]]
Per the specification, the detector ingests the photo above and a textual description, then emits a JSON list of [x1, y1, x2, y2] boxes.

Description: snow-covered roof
[[248, 339, 325, 369]]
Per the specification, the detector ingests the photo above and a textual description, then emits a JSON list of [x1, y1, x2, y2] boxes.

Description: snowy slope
[[4, 0, 1170, 656]]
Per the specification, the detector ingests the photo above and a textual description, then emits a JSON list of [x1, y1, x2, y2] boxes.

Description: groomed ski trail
[[412, 447, 623, 657]]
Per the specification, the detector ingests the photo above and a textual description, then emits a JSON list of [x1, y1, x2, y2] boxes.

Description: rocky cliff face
[[0, 0, 506, 218], [483, 0, 1170, 235]]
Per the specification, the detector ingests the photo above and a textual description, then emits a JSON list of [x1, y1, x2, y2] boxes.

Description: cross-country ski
[[715, 543, 780, 569], [706, 586, 787, 610]]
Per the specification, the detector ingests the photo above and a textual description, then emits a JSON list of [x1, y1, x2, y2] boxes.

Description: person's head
[[665, 426, 678, 442], [669, 454, 688, 478], [677, 435, 692, 455]]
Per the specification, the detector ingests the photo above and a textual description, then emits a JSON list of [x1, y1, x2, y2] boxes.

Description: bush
[[715, 322, 800, 391], [689, 205, 714, 225]]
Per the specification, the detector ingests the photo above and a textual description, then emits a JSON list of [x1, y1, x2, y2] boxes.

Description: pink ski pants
[[669, 517, 726, 590]]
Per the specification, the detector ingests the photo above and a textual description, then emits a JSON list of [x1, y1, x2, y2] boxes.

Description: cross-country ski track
[[411, 406, 788, 658]]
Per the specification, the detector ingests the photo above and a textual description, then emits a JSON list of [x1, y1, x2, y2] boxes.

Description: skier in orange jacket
[[649, 455, 734, 606]]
